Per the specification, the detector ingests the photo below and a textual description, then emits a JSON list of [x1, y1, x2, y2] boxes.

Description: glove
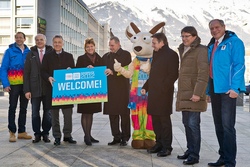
[[114, 59, 122, 72]]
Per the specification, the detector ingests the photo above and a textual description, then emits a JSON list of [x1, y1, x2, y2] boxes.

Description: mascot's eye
[[143, 36, 151, 44], [130, 36, 138, 43]]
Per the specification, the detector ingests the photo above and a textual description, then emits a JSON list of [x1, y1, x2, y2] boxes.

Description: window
[[0, 36, 10, 45], [16, 17, 33, 29], [0, 0, 11, 15], [16, 0, 34, 15]]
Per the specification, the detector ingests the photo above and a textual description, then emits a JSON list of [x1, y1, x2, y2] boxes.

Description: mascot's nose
[[134, 46, 142, 52]]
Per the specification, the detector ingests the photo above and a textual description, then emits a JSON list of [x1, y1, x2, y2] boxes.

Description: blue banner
[[52, 66, 107, 106]]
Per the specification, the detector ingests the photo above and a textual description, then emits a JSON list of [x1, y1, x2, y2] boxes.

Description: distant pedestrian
[[141, 33, 179, 157], [207, 19, 245, 167], [102, 36, 132, 146], [41, 35, 76, 146], [23, 34, 53, 143], [176, 26, 209, 165], [76, 38, 103, 146], [0, 32, 32, 142]]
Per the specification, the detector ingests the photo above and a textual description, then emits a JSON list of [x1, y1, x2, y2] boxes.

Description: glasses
[[181, 35, 192, 38]]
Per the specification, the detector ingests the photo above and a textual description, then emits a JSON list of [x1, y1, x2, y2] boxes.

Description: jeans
[[182, 111, 201, 160], [31, 96, 51, 136], [8, 85, 29, 133], [210, 79, 237, 166]]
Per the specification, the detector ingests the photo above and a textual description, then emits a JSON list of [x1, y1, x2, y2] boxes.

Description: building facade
[[0, 0, 110, 63]]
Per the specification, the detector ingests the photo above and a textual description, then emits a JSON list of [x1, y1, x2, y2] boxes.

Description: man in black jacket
[[141, 33, 179, 157], [24, 34, 52, 143], [41, 35, 76, 146]]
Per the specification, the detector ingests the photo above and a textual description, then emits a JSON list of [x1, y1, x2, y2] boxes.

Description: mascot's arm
[[114, 59, 134, 78]]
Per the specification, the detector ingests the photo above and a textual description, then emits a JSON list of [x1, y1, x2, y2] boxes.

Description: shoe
[[32, 135, 41, 143], [63, 137, 77, 144], [43, 135, 51, 143], [183, 157, 199, 165], [108, 139, 121, 145], [9, 131, 16, 142], [54, 138, 61, 146], [90, 136, 99, 143], [157, 149, 171, 157], [147, 145, 162, 153], [120, 140, 128, 146], [208, 159, 225, 166], [18, 132, 32, 139], [177, 153, 189, 159], [84, 137, 92, 146]]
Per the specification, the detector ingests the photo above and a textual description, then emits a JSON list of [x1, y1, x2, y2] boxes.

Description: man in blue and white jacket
[[207, 19, 245, 167], [0, 32, 31, 142]]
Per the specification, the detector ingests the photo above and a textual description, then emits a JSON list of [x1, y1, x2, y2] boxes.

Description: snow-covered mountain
[[86, 0, 250, 51]]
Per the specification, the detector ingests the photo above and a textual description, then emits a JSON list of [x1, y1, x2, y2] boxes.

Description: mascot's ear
[[161, 26, 166, 34], [125, 26, 133, 39], [110, 28, 115, 38], [149, 22, 165, 34]]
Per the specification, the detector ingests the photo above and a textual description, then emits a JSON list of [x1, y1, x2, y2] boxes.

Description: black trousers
[[152, 115, 173, 151], [109, 114, 131, 141]]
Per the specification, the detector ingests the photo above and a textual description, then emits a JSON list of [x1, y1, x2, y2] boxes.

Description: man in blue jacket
[[0, 32, 32, 142], [207, 19, 245, 167]]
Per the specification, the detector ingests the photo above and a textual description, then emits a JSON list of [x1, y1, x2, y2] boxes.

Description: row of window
[[0, 0, 34, 15]]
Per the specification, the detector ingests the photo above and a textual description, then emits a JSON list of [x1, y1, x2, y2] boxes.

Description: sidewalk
[[0, 94, 250, 167]]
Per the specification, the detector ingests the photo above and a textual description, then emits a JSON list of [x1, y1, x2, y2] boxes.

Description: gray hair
[[35, 34, 46, 41], [209, 19, 225, 27], [110, 36, 120, 43]]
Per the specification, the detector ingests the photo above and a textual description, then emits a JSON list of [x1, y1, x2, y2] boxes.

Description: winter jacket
[[207, 30, 245, 94], [0, 43, 30, 88], [23, 45, 53, 97], [41, 49, 75, 109], [102, 48, 132, 115], [142, 45, 179, 115], [176, 37, 209, 112]]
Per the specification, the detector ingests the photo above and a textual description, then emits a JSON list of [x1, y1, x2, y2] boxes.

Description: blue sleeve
[[0, 49, 11, 88], [231, 39, 245, 93]]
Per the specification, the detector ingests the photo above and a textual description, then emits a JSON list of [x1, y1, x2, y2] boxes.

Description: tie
[[209, 40, 218, 78], [39, 49, 43, 63]]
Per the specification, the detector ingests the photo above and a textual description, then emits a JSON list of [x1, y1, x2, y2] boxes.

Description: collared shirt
[[38, 48, 45, 55], [217, 34, 225, 45]]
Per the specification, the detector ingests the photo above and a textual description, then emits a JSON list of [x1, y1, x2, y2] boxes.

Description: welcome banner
[[52, 66, 107, 106]]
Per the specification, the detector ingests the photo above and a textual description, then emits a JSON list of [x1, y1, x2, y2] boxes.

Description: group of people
[[0, 18, 245, 167]]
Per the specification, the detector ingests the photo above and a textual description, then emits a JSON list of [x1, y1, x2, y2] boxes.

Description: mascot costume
[[114, 22, 165, 149]]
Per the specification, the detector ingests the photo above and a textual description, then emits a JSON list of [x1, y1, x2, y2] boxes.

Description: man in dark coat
[[102, 36, 132, 146], [23, 34, 53, 143], [41, 35, 76, 146], [141, 33, 179, 157]]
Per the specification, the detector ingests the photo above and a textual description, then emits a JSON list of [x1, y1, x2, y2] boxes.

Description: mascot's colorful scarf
[[128, 56, 155, 140]]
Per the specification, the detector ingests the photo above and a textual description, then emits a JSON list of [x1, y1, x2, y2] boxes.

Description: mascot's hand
[[114, 59, 122, 72], [140, 59, 151, 73]]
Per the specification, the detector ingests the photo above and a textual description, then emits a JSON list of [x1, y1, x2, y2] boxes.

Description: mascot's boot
[[144, 139, 156, 149], [131, 140, 145, 149]]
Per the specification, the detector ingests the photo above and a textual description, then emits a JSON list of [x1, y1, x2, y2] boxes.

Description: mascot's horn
[[130, 22, 141, 34], [149, 22, 165, 34], [125, 26, 133, 39]]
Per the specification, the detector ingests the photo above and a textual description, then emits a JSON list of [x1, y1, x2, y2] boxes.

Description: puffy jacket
[[0, 43, 30, 88], [176, 37, 209, 112]]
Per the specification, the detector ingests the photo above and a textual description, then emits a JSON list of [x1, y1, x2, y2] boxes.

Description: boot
[[18, 132, 32, 139], [9, 131, 16, 142]]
